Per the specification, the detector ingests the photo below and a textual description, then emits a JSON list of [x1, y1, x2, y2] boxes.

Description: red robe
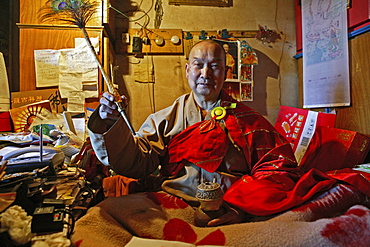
[[162, 94, 370, 216]]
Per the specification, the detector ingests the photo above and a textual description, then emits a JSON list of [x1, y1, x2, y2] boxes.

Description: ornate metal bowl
[[195, 182, 223, 211]]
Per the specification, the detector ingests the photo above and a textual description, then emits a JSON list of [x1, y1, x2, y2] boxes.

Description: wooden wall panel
[[335, 32, 370, 135], [298, 32, 370, 135], [18, 0, 105, 93], [20, 0, 102, 26], [19, 27, 102, 91], [20, 1, 48, 24]]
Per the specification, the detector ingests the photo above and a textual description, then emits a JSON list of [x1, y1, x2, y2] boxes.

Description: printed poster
[[213, 39, 240, 82], [302, 0, 350, 108]]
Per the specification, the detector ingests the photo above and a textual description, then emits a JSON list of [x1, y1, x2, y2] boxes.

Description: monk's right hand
[[99, 92, 128, 121]]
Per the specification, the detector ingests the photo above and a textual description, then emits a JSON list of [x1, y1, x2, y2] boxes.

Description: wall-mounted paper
[[34, 37, 100, 100], [75, 37, 100, 52], [67, 91, 85, 113], [58, 47, 98, 99], [34, 49, 60, 87]]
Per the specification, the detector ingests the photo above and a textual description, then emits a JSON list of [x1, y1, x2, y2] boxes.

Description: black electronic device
[[1, 146, 65, 174], [132, 36, 143, 53], [32, 199, 75, 237], [42, 198, 66, 209], [31, 205, 66, 234]]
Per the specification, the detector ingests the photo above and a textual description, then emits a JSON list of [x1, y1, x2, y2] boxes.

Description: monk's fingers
[[101, 92, 129, 109], [207, 209, 246, 227], [100, 94, 117, 109], [120, 95, 129, 108], [99, 104, 120, 120]]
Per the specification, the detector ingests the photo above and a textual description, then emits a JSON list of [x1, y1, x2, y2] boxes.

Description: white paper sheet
[[67, 91, 85, 113], [34, 49, 61, 87], [75, 37, 100, 52], [34, 37, 100, 100], [58, 47, 99, 99], [72, 117, 86, 142]]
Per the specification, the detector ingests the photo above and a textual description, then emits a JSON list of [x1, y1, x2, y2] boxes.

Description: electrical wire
[[137, 0, 144, 9], [134, 21, 165, 44], [63, 209, 76, 238], [149, 53, 156, 113], [108, 1, 156, 114], [109, 2, 152, 44], [274, 0, 286, 106], [108, 0, 154, 24]]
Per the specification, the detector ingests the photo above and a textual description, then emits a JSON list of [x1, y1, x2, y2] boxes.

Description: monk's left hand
[[207, 204, 248, 227]]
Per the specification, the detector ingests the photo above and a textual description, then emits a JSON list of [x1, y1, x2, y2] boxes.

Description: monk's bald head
[[188, 40, 226, 64]]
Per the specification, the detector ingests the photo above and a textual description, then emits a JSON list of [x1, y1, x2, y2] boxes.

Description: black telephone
[[1, 146, 65, 174]]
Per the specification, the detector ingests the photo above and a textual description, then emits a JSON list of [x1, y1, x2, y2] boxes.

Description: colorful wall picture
[[213, 39, 240, 82], [240, 40, 258, 65], [240, 82, 253, 101], [240, 65, 253, 82], [223, 82, 240, 101]]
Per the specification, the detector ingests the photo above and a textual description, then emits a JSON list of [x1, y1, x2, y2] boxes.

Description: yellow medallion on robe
[[211, 107, 227, 120]]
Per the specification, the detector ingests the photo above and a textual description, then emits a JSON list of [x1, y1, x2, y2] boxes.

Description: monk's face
[[186, 41, 226, 100]]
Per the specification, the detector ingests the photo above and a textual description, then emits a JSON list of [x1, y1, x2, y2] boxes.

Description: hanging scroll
[[302, 0, 350, 108]]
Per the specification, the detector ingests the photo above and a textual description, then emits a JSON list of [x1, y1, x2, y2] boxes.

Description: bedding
[[71, 183, 370, 247]]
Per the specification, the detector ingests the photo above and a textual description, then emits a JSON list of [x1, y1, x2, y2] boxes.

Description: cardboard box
[[299, 126, 370, 172], [274, 106, 336, 164], [0, 111, 12, 132], [9, 100, 52, 132], [11, 89, 65, 113]]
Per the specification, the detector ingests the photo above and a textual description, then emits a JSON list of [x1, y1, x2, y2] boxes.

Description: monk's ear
[[185, 63, 190, 78]]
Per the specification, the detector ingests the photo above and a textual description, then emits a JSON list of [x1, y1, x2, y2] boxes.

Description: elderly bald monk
[[86, 40, 370, 229]]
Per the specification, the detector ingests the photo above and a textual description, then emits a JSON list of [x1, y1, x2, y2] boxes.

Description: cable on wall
[[274, 0, 286, 107], [109, 1, 156, 114]]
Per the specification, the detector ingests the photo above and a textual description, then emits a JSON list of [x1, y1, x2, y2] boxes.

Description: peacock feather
[[39, 0, 99, 28], [38, 0, 136, 134]]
